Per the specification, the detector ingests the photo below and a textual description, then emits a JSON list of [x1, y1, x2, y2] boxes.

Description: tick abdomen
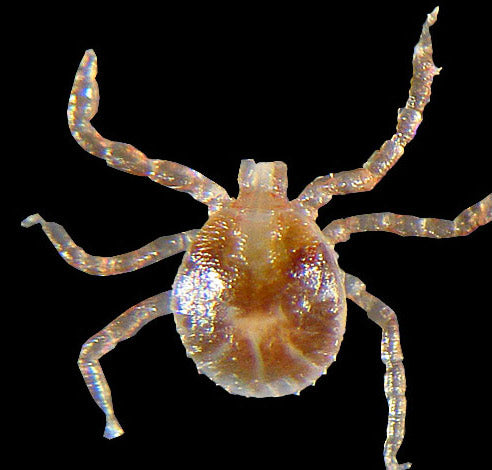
[[173, 205, 347, 397]]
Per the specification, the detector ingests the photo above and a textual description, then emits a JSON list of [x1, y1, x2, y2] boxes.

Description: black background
[[11, 1, 490, 468]]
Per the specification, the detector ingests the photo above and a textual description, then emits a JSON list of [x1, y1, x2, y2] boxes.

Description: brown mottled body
[[173, 173, 346, 396]]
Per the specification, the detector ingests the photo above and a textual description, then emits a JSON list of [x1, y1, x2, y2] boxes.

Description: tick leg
[[297, 8, 440, 213], [21, 213, 198, 275], [323, 194, 491, 244], [68, 50, 230, 211], [344, 273, 410, 470], [78, 290, 172, 438]]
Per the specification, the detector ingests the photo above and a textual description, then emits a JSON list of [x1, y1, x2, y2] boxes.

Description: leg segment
[[344, 273, 410, 470], [78, 290, 172, 438], [68, 50, 230, 212], [297, 8, 440, 213], [323, 194, 491, 244], [21, 213, 198, 275]]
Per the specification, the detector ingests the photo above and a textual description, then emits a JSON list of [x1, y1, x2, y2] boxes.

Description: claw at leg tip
[[428, 6, 439, 23], [21, 213, 43, 228], [103, 425, 124, 440], [103, 416, 124, 439]]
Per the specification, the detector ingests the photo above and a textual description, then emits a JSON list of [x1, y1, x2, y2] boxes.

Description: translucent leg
[[323, 194, 491, 244], [68, 49, 230, 211], [297, 8, 440, 212], [345, 273, 411, 470], [21, 213, 198, 275], [78, 291, 172, 439]]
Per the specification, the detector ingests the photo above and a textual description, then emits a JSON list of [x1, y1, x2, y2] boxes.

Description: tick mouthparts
[[237, 159, 288, 200]]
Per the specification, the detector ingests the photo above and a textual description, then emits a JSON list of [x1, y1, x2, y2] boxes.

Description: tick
[[21, 7, 491, 469]]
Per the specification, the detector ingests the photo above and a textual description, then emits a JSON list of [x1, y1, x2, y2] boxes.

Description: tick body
[[173, 161, 346, 397], [21, 7, 491, 470]]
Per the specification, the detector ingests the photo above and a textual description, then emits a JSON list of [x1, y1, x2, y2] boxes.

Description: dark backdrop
[[12, 2, 490, 468]]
